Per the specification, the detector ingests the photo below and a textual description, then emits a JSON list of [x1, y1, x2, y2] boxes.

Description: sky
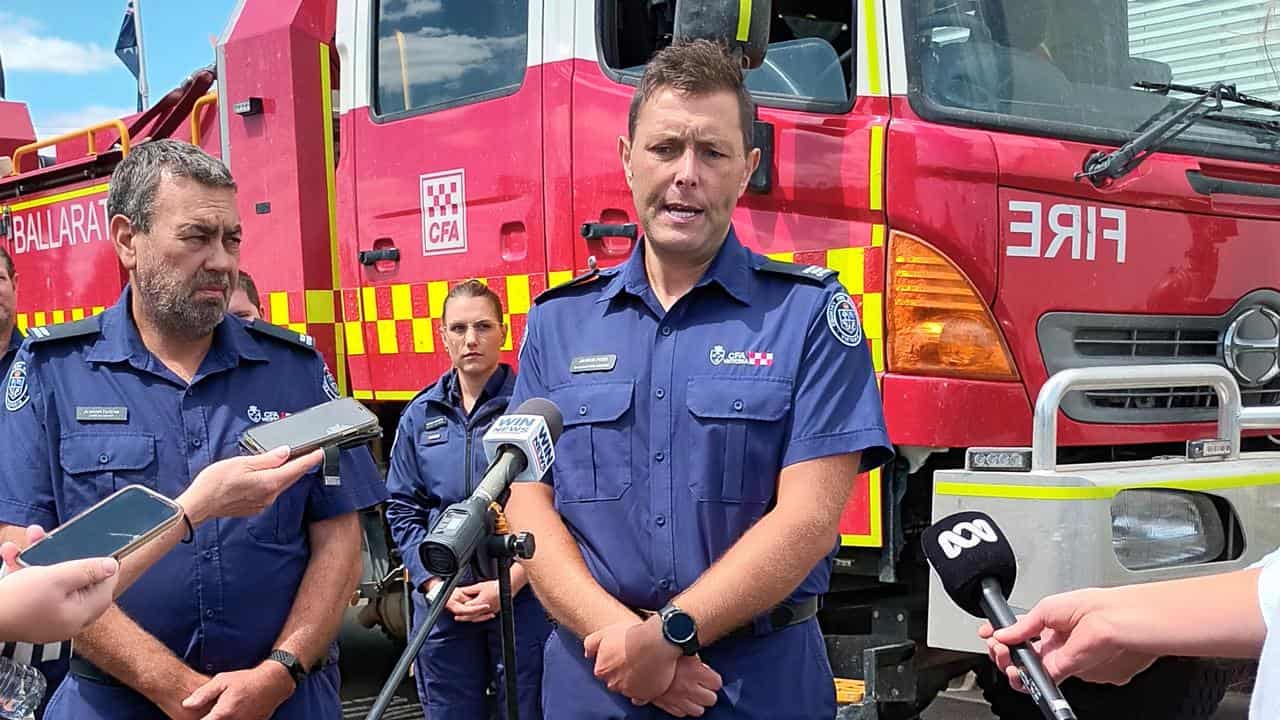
[[1, 0, 236, 138]]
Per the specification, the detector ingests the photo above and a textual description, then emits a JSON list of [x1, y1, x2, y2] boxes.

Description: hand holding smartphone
[[17, 485, 182, 567], [238, 397, 381, 458]]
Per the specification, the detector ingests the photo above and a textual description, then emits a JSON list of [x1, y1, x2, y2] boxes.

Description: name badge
[[422, 428, 449, 446], [570, 354, 617, 374], [422, 417, 448, 431], [76, 406, 129, 423]]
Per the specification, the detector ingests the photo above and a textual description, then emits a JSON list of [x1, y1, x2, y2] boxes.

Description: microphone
[[419, 398, 563, 578], [921, 511, 1077, 720]]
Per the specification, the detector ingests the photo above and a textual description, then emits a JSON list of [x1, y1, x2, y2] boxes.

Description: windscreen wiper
[[1135, 80, 1280, 113], [1075, 82, 1231, 186]]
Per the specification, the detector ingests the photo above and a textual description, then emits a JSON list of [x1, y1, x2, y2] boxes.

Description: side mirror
[[674, 0, 773, 69]]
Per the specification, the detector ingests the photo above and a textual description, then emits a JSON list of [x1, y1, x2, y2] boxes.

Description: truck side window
[[374, 0, 530, 116], [602, 0, 855, 111]]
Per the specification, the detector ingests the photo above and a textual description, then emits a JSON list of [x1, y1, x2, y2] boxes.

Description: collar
[[431, 363, 514, 410], [599, 226, 752, 306], [85, 286, 269, 369], [3, 327, 21, 357]]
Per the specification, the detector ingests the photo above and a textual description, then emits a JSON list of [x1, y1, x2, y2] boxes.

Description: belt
[[70, 656, 122, 687], [631, 596, 820, 643]]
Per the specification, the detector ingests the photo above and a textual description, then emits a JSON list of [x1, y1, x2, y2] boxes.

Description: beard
[[134, 263, 229, 340]]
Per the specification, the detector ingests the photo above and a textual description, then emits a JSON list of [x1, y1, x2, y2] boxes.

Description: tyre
[[977, 656, 1247, 720]]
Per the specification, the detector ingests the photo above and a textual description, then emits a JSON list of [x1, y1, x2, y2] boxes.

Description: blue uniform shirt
[[0, 288, 387, 677], [386, 364, 516, 591], [510, 228, 892, 613], [1, 327, 21, 377]]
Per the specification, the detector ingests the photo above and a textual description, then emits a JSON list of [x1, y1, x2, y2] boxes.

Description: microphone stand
[[364, 503, 535, 720]]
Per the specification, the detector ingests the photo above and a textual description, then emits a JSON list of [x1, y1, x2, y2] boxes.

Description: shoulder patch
[[25, 315, 102, 345], [755, 258, 838, 286], [533, 266, 612, 305], [246, 319, 316, 351], [5, 360, 29, 412], [825, 291, 864, 347]]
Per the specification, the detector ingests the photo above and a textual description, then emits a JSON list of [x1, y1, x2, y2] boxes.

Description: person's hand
[[451, 580, 500, 623], [0, 525, 119, 644], [650, 655, 722, 717], [181, 662, 295, 720], [150, 668, 212, 720], [979, 588, 1159, 689], [584, 616, 680, 703], [178, 446, 324, 526]]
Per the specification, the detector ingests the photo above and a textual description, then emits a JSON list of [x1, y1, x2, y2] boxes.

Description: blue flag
[[114, 1, 141, 111]]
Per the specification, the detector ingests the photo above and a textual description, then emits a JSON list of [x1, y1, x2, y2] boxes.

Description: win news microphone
[[419, 398, 563, 578], [922, 511, 1078, 720]]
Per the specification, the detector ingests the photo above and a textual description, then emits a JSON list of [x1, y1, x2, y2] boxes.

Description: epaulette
[[755, 258, 839, 286], [533, 265, 614, 305], [25, 315, 102, 344], [246, 319, 316, 351]]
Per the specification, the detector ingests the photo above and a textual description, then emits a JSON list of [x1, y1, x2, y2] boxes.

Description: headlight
[[1111, 490, 1225, 571]]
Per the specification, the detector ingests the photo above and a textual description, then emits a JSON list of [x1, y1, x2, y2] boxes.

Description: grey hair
[[107, 139, 236, 234]]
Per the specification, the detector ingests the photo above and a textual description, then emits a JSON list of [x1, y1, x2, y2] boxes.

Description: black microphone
[[921, 511, 1077, 720], [419, 398, 563, 578]]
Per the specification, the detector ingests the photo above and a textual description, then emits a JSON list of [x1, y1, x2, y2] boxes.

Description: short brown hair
[[442, 279, 504, 323], [0, 245, 13, 280], [237, 270, 261, 310], [628, 39, 755, 154]]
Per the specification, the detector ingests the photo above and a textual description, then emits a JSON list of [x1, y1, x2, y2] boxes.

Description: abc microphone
[[921, 511, 1077, 720], [419, 398, 563, 578]]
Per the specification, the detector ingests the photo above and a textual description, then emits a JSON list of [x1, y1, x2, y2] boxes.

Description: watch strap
[[268, 649, 307, 686]]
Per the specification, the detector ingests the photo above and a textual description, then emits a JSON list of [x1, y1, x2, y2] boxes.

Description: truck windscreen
[[906, 0, 1280, 163]]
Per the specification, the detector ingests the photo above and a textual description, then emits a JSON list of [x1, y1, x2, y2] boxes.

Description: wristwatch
[[268, 649, 308, 687], [658, 604, 700, 656]]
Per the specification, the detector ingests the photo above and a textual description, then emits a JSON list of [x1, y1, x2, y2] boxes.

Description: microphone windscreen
[[513, 398, 563, 442], [921, 511, 1017, 618]]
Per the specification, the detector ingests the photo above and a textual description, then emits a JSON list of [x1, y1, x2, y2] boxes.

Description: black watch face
[[665, 611, 697, 643]]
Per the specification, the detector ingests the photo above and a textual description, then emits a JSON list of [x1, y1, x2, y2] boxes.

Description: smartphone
[[238, 396, 381, 458], [17, 485, 183, 567]]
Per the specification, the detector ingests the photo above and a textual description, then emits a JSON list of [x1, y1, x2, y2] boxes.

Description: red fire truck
[[2, 0, 1279, 717]]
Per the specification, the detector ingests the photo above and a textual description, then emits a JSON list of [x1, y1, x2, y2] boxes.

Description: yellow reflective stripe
[[91, 306, 105, 315], [71, 308, 85, 321], [861, 0, 882, 95], [736, 0, 752, 41], [51, 310, 64, 325], [869, 125, 885, 211], [427, 280, 449, 318], [320, 42, 347, 396], [344, 321, 365, 355], [391, 284, 412, 320], [305, 290, 335, 324], [841, 467, 883, 547], [353, 390, 374, 400], [506, 275, 531, 315], [827, 247, 864, 295], [376, 319, 398, 354], [15, 314, 27, 333], [765, 251, 794, 263], [411, 318, 434, 353], [361, 287, 378, 321], [862, 292, 883, 340], [269, 292, 291, 324], [375, 390, 419, 401], [871, 224, 886, 248], [501, 313, 513, 351], [548, 270, 573, 288], [8, 183, 109, 212], [33, 312, 45, 327], [936, 472, 1280, 501]]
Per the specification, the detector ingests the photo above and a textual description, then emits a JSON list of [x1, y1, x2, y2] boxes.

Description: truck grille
[[1038, 298, 1280, 424]]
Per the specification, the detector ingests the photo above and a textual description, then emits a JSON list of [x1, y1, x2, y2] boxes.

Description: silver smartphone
[[238, 396, 381, 458], [17, 485, 183, 567]]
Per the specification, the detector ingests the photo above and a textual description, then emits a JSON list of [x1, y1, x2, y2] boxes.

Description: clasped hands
[[583, 616, 722, 718]]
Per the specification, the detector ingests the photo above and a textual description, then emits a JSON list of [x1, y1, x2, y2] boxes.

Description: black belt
[[70, 656, 121, 686], [631, 596, 820, 643]]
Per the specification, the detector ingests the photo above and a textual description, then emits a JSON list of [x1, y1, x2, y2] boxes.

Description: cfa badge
[[825, 292, 863, 348]]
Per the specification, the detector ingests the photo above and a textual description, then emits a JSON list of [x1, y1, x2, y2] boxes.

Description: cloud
[[381, 0, 444, 23], [377, 29, 525, 92], [0, 13, 118, 75], [32, 105, 136, 140]]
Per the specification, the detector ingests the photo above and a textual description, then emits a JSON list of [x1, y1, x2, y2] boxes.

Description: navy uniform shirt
[[510, 228, 893, 613], [386, 364, 516, 590], [0, 288, 388, 675], [1, 327, 21, 378]]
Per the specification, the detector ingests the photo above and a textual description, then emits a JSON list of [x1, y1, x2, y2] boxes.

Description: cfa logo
[[937, 518, 999, 559]]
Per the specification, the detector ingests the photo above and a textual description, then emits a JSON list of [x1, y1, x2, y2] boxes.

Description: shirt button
[[578, 405, 588, 416], [733, 399, 744, 412], [655, 515, 666, 527], [205, 664, 215, 672], [654, 452, 665, 462], [655, 388, 665, 399], [205, 609, 215, 619], [98, 453, 110, 464], [661, 326, 672, 336], [659, 579, 671, 590], [191, 438, 202, 448], [203, 550, 213, 559]]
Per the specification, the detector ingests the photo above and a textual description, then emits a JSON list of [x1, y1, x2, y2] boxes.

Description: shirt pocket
[[59, 433, 158, 516], [685, 378, 793, 504], [231, 441, 309, 546], [550, 381, 634, 503]]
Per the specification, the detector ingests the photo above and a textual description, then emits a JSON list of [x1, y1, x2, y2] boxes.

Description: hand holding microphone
[[922, 511, 1078, 720]]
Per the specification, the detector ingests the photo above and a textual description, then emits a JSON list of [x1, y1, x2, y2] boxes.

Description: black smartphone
[[17, 485, 183, 567], [238, 396, 381, 458]]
